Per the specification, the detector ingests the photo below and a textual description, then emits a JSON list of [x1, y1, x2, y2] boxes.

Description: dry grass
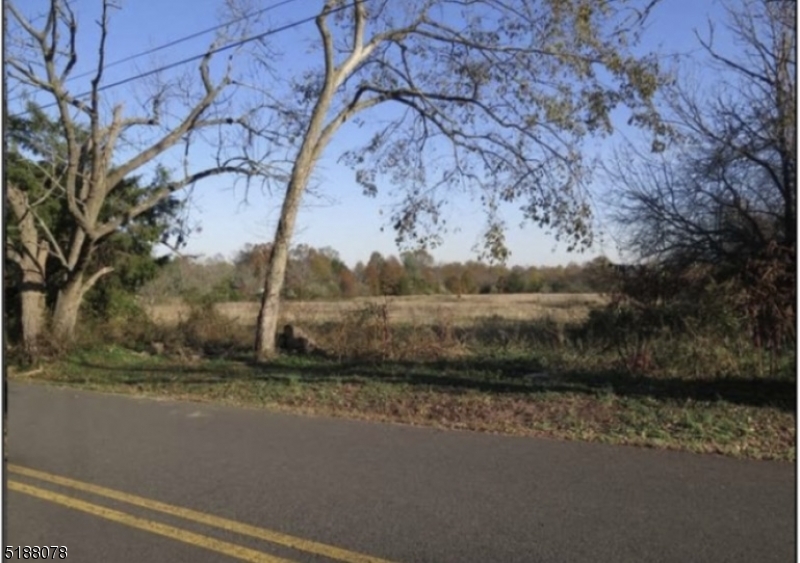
[[145, 293, 607, 327]]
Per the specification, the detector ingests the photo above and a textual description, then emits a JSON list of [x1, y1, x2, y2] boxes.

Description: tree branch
[[94, 164, 258, 240], [79, 266, 115, 300], [106, 51, 229, 189]]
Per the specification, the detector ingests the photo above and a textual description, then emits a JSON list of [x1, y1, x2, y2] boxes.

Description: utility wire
[[10, 0, 366, 118], [7, 0, 301, 107], [64, 0, 302, 84]]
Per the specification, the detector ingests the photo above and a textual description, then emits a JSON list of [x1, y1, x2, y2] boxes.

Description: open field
[[145, 293, 607, 326]]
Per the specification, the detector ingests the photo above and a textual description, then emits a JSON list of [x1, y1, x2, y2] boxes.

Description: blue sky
[[10, 0, 734, 268]]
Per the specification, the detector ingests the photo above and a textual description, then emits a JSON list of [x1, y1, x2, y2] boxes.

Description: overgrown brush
[[72, 293, 253, 360], [579, 262, 795, 378], [64, 270, 795, 382], [311, 300, 467, 361], [166, 297, 252, 357]]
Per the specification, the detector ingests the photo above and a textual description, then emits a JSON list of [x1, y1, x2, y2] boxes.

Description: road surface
[[5, 382, 796, 562]]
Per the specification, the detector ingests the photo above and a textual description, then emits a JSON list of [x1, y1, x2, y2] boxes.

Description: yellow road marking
[[9, 464, 397, 563], [8, 480, 296, 563]]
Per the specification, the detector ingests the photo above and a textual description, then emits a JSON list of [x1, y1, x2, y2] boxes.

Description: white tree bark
[[7, 0, 272, 343], [249, 0, 666, 359]]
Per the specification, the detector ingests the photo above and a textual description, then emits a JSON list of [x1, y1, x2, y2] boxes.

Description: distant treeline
[[139, 243, 618, 303]]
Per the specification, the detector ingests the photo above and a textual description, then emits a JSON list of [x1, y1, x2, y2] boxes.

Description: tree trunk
[[17, 241, 49, 360], [53, 266, 114, 344], [51, 264, 114, 343], [19, 280, 47, 360], [51, 274, 84, 343], [7, 183, 50, 360], [253, 172, 309, 361], [252, 53, 338, 361]]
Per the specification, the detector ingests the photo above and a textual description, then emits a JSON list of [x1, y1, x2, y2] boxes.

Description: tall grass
[[70, 294, 794, 381]]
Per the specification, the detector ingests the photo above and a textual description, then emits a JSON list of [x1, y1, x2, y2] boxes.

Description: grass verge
[[11, 345, 795, 462]]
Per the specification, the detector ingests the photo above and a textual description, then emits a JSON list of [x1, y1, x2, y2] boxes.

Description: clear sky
[[10, 0, 735, 268]]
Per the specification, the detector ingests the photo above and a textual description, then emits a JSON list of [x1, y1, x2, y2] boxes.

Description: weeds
[[68, 294, 795, 382]]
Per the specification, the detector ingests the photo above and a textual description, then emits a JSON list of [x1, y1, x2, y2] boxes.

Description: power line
[[7, 0, 301, 106], [10, 0, 365, 118], [65, 0, 302, 84], [95, 8, 325, 93]]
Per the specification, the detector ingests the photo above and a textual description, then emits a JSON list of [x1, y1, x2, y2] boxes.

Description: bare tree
[[5, 0, 272, 346], [242, 0, 668, 360], [606, 0, 795, 349], [610, 0, 795, 268], [608, 0, 794, 268]]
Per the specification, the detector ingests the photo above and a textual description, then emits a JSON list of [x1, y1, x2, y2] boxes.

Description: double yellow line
[[8, 464, 397, 563]]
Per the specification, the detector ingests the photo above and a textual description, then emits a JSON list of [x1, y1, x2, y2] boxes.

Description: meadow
[[145, 293, 606, 327]]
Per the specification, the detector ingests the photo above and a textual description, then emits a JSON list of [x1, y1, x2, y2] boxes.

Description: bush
[[174, 300, 252, 357], [311, 301, 465, 361], [576, 264, 785, 377]]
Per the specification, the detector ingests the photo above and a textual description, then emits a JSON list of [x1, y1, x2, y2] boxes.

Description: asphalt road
[[5, 381, 796, 563]]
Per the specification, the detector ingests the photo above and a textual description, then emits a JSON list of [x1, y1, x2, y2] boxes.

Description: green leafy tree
[[502, 267, 528, 294], [401, 249, 437, 294], [6, 134, 183, 353]]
